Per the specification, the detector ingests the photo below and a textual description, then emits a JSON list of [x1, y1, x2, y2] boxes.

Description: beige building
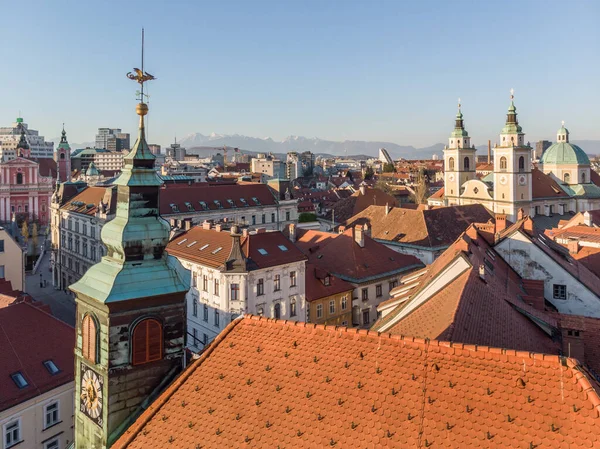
[[0, 227, 24, 292], [0, 302, 74, 449]]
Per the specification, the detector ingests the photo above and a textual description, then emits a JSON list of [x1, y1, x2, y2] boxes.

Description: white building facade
[[0, 118, 54, 161]]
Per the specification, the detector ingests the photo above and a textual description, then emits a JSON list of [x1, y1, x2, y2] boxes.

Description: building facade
[[95, 128, 129, 151], [0, 227, 24, 292], [167, 225, 307, 349], [0, 117, 54, 161]]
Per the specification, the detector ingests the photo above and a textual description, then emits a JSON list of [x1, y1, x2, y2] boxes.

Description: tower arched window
[[500, 157, 507, 171], [132, 318, 163, 365], [60, 153, 65, 160], [518, 156, 525, 172], [564, 173, 570, 184], [448, 157, 455, 171], [463, 157, 470, 170], [581, 172, 586, 183], [82, 314, 98, 364], [16, 173, 23, 184]]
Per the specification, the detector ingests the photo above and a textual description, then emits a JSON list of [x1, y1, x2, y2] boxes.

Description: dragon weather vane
[[127, 28, 155, 102]]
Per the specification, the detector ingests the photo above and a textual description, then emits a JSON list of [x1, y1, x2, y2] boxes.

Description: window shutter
[[147, 320, 162, 362], [82, 315, 96, 363], [132, 319, 162, 365], [133, 321, 148, 365]]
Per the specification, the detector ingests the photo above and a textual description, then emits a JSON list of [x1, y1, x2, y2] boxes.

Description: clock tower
[[492, 90, 532, 221], [71, 40, 190, 449], [55, 125, 72, 183], [443, 100, 476, 205]]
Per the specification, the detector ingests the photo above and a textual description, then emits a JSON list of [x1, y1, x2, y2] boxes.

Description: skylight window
[[258, 248, 268, 255], [11, 372, 28, 389], [252, 197, 261, 205], [240, 198, 249, 207], [227, 199, 236, 207], [212, 247, 223, 254], [185, 202, 194, 211], [199, 244, 209, 251], [187, 241, 197, 248], [214, 200, 223, 209], [278, 245, 288, 251], [177, 239, 187, 245], [43, 360, 60, 375], [170, 203, 179, 212], [199, 201, 208, 210]]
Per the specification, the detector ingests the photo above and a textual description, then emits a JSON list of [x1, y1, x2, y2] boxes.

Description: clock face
[[499, 175, 507, 185], [448, 174, 455, 182], [80, 363, 104, 426], [518, 175, 527, 186]]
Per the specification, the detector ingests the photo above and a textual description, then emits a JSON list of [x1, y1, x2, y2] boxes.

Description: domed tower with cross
[[492, 89, 533, 221], [55, 125, 72, 183], [443, 99, 476, 205]]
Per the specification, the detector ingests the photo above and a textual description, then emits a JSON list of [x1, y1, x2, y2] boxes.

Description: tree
[[298, 212, 317, 223], [382, 163, 396, 173], [411, 170, 430, 204], [364, 166, 374, 180], [32, 223, 39, 255], [21, 221, 29, 244]]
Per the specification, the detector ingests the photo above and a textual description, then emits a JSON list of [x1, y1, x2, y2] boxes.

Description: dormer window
[[240, 198, 248, 206], [323, 276, 330, 286], [170, 203, 179, 213], [227, 199, 235, 207], [199, 201, 208, 210], [214, 200, 222, 209], [185, 202, 194, 211], [252, 197, 261, 205]]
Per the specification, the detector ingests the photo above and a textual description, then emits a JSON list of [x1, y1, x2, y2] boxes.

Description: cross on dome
[[510, 88, 514, 99]]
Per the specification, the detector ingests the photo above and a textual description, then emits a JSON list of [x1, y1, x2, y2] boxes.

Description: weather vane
[[127, 28, 156, 103]]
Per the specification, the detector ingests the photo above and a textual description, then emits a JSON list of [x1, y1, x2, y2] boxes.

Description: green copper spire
[[501, 88, 523, 134], [70, 69, 189, 303], [450, 98, 469, 138]]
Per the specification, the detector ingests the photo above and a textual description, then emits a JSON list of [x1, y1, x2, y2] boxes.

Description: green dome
[[540, 142, 590, 165], [86, 161, 100, 176]]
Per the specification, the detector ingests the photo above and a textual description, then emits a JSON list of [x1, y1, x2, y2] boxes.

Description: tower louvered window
[[82, 314, 97, 363], [132, 319, 163, 365]]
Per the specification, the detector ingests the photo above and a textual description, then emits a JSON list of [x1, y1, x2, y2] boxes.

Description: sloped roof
[[325, 187, 398, 223], [114, 315, 600, 449], [159, 183, 277, 215], [59, 186, 115, 216], [344, 204, 495, 249], [532, 168, 570, 199], [305, 263, 354, 302], [167, 227, 306, 270], [295, 227, 423, 283], [0, 302, 74, 412]]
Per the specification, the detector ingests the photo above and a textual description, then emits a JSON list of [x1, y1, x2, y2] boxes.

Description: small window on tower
[[82, 314, 98, 364], [60, 153, 65, 160], [132, 318, 163, 365], [448, 157, 455, 171]]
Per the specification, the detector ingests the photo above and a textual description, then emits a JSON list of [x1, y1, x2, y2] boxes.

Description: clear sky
[[1, 0, 598, 148]]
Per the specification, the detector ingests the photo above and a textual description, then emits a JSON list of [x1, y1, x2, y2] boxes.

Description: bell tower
[[16, 126, 31, 158], [71, 31, 190, 449], [492, 90, 532, 221], [443, 99, 476, 205], [55, 125, 72, 182]]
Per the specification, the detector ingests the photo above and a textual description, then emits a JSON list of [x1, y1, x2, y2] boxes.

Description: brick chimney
[[215, 224, 222, 232], [363, 222, 371, 237], [354, 226, 365, 248], [184, 219, 192, 231], [338, 225, 346, 235], [561, 327, 585, 363], [289, 223, 296, 243], [523, 217, 534, 235], [567, 239, 579, 255], [517, 208, 525, 221], [202, 220, 211, 230], [495, 214, 507, 233]]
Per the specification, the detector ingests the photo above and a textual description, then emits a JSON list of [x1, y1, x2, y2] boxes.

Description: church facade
[[436, 97, 600, 222]]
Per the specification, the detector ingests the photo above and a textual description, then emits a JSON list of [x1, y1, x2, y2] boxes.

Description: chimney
[[567, 239, 579, 255], [517, 208, 525, 221], [363, 222, 371, 237], [495, 214, 507, 233], [202, 220, 211, 230], [354, 226, 365, 248], [170, 218, 177, 228], [184, 220, 192, 231], [479, 264, 486, 280], [215, 224, 222, 232], [385, 203, 390, 216], [242, 228, 249, 238], [523, 217, 534, 235], [487, 140, 491, 164], [338, 225, 346, 235], [561, 327, 585, 363], [288, 223, 296, 243], [230, 225, 240, 235], [583, 211, 592, 227], [359, 185, 366, 195]]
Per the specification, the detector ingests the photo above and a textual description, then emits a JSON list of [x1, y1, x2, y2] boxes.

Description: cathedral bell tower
[[443, 99, 476, 205], [55, 125, 72, 182], [16, 126, 31, 158], [71, 32, 190, 449], [492, 90, 532, 221]]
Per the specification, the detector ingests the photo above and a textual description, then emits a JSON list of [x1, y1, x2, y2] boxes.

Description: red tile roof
[[428, 186, 444, 199], [167, 227, 306, 270], [305, 263, 354, 302], [0, 302, 74, 412], [159, 183, 277, 215], [344, 204, 495, 249], [59, 185, 115, 216], [295, 227, 423, 282], [325, 187, 398, 223], [532, 168, 570, 199], [114, 315, 600, 449]]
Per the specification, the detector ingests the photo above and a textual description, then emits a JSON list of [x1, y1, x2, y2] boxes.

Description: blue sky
[[1, 0, 599, 148]]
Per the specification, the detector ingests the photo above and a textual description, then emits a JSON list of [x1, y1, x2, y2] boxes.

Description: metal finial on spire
[[510, 88, 514, 100], [562, 120, 565, 127], [127, 28, 156, 108], [458, 97, 461, 109]]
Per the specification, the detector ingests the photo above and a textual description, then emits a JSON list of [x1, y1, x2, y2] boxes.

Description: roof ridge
[[112, 317, 245, 449]]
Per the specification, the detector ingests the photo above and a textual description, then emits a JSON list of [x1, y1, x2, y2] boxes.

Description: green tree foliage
[[21, 221, 29, 244], [364, 166, 374, 180], [382, 163, 396, 173], [298, 212, 317, 223]]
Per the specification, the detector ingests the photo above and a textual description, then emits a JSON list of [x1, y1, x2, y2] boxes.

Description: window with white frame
[[192, 299, 198, 317], [4, 419, 20, 448], [290, 297, 297, 317], [341, 295, 348, 310], [45, 437, 60, 449], [316, 304, 323, 318], [290, 271, 297, 287], [44, 401, 60, 428], [329, 300, 335, 314]]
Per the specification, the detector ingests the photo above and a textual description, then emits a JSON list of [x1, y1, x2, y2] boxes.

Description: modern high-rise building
[[166, 139, 186, 161], [95, 128, 130, 151], [148, 144, 161, 155], [379, 147, 393, 165], [0, 117, 54, 160]]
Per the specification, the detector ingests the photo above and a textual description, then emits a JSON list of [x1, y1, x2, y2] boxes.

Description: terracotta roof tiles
[[114, 316, 600, 449]]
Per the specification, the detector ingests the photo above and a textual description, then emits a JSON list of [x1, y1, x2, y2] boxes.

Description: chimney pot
[[338, 225, 346, 234], [354, 226, 365, 248], [568, 239, 579, 254], [495, 214, 507, 233], [202, 220, 211, 230], [215, 224, 222, 232], [583, 211, 592, 227]]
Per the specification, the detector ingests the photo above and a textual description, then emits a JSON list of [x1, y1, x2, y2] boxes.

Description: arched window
[[581, 172, 586, 183], [463, 157, 470, 170], [564, 173, 570, 184], [16, 173, 23, 184], [60, 153, 65, 160], [448, 157, 455, 171], [82, 314, 98, 364], [274, 303, 281, 319], [500, 157, 507, 171], [518, 156, 525, 171], [132, 318, 162, 365]]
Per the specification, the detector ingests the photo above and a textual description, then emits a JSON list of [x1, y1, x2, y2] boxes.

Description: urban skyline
[[0, 0, 598, 148]]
